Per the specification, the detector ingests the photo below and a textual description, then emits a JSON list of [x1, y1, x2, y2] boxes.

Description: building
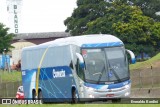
[[12, 32, 70, 44], [10, 32, 70, 66]]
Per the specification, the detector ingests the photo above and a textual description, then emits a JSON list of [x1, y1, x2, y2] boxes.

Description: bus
[[21, 34, 136, 103]]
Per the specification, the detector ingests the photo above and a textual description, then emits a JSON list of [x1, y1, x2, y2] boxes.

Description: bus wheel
[[32, 90, 36, 100], [38, 90, 43, 104], [72, 89, 78, 104]]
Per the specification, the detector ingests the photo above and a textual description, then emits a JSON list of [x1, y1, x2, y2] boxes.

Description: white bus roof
[[22, 34, 123, 51]]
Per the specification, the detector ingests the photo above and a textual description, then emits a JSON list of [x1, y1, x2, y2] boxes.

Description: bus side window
[[75, 59, 84, 80]]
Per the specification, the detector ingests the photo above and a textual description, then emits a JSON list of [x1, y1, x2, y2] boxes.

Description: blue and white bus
[[21, 34, 135, 103]]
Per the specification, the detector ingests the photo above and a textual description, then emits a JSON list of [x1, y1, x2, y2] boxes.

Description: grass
[[0, 70, 21, 83], [0, 104, 159, 107], [130, 53, 160, 70]]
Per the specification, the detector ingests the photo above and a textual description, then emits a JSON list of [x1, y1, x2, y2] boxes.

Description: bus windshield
[[82, 47, 129, 84]]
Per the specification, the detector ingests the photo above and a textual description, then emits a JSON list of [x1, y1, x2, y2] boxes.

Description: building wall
[[11, 41, 36, 65]]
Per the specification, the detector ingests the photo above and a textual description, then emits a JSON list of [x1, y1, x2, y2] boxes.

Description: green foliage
[[129, 0, 160, 21], [130, 53, 160, 70], [64, 0, 108, 35], [64, 0, 160, 56], [0, 70, 21, 82], [0, 23, 15, 54], [85, 2, 160, 56], [107, 0, 160, 21]]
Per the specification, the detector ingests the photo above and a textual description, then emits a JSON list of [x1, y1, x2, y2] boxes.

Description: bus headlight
[[89, 94, 95, 98], [124, 84, 130, 89], [125, 92, 130, 96]]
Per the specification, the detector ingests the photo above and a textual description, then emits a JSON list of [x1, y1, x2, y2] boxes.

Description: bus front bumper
[[84, 83, 131, 99]]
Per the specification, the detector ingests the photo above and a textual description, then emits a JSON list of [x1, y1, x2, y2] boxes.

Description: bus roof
[[22, 34, 123, 51]]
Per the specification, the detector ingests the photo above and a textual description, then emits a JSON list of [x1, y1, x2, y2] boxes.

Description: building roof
[[13, 32, 70, 40]]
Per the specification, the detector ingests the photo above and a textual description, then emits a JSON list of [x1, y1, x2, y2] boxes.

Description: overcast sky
[[0, 0, 77, 33]]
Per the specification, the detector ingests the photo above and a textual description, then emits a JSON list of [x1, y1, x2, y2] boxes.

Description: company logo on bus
[[52, 69, 65, 78]]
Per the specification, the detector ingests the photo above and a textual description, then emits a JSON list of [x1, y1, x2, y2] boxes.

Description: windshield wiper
[[97, 66, 105, 84], [108, 61, 121, 82], [97, 60, 122, 84], [110, 68, 121, 82]]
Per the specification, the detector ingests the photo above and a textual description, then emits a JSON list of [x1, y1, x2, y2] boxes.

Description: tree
[[107, 0, 160, 21], [129, 0, 160, 22], [85, 1, 160, 56], [0, 23, 15, 54], [65, 0, 160, 57], [64, 0, 108, 36]]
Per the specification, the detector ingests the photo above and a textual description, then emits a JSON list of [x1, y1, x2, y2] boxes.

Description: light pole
[[3, 49, 7, 71]]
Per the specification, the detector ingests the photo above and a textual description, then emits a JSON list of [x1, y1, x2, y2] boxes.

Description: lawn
[[0, 104, 159, 107], [130, 53, 160, 70], [0, 70, 21, 83]]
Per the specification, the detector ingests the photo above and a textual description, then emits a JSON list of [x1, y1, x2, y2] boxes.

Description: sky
[[0, 0, 77, 33]]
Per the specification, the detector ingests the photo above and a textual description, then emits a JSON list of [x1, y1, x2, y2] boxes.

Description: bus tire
[[32, 90, 36, 100], [72, 89, 78, 104], [38, 90, 43, 104]]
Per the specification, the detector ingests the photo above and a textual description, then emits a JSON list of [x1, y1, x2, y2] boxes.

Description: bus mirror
[[76, 53, 85, 68], [126, 49, 136, 64]]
